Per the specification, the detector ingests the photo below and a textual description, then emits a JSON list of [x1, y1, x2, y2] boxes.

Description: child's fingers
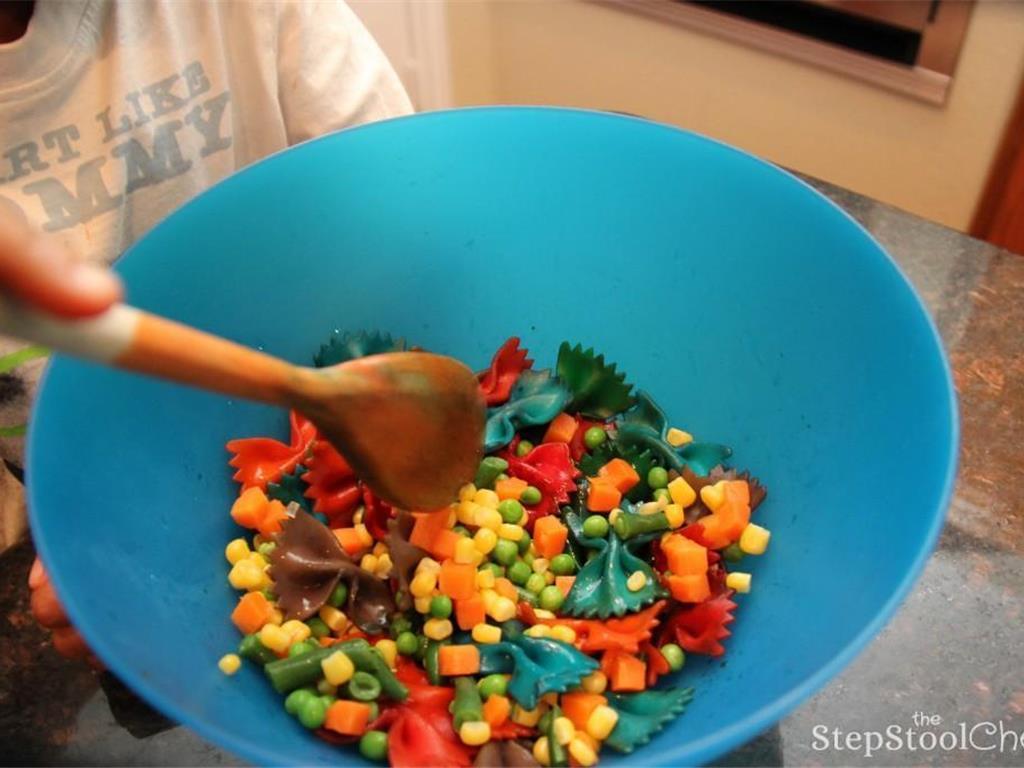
[[52, 626, 90, 659], [28, 556, 47, 589], [29, 579, 69, 629]]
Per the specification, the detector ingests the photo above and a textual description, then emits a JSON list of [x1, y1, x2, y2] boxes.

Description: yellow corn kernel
[[218, 653, 241, 675], [666, 427, 693, 447], [225, 538, 250, 565], [354, 524, 373, 548], [668, 477, 697, 508], [424, 618, 454, 640], [475, 508, 503, 532], [459, 483, 477, 502], [418, 557, 442, 574], [532, 558, 550, 574], [664, 503, 685, 529], [524, 624, 551, 639], [360, 553, 379, 573], [739, 524, 771, 555], [700, 481, 727, 512], [575, 732, 599, 753], [488, 596, 517, 623], [476, 568, 496, 590], [480, 589, 499, 613], [533, 608, 556, 620], [457, 500, 480, 526], [318, 605, 349, 633], [473, 488, 500, 509], [569, 736, 598, 767], [352, 508, 364, 526], [513, 704, 545, 727], [472, 623, 502, 644], [638, 500, 665, 516], [474, 527, 498, 554], [281, 619, 311, 644], [608, 508, 622, 525], [448, 508, 458, 528], [553, 716, 576, 746], [266, 608, 284, 626], [414, 596, 434, 614], [228, 559, 264, 590], [258, 623, 291, 654], [626, 571, 647, 592], [459, 720, 492, 746], [585, 704, 620, 740], [544, 571, 555, 585], [454, 536, 479, 565], [550, 625, 577, 644], [726, 572, 752, 593], [375, 553, 394, 578], [321, 650, 355, 686], [532, 736, 551, 766], [499, 523, 524, 541], [373, 541, 389, 557], [581, 671, 608, 694], [410, 570, 438, 598], [375, 639, 398, 669]]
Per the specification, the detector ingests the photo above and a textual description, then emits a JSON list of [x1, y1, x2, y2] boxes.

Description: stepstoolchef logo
[[812, 712, 1024, 758]]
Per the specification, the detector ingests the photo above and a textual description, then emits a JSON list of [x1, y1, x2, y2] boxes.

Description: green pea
[[319, 694, 337, 709], [520, 486, 542, 505], [453, 525, 470, 537], [493, 539, 518, 566], [390, 614, 413, 638], [583, 426, 607, 450], [396, 631, 419, 656], [498, 499, 524, 524], [647, 466, 669, 489], [257, 541, 277, 557], [359, 730, 389, 762], [550, 554, 576, 576], [539, 585, 565, 612], [515, 440, 534, 457], [284, 687, 316, 715], [522, 552, 535, 568], [496, 473, 510, 482], [327, 582, 348, 607], [348, 670, 383, 701], [260, 588, 276, 602], [517, 531, 532, 555], [297, 696, 328, 728], [317, 678, 337, 696], [478, 673, 509, 699], [525, 572, 546, 594], [582, 515, 609, 538], [661, 643, 686, 671], [508, 560, 531, 586], [288, 640, 315, 657], [482, 562, 505, 578], [306, 617, 330, 639], [722, 543, 745, 562], [430, 595, 453, 619], [652, 488, 671, 504]]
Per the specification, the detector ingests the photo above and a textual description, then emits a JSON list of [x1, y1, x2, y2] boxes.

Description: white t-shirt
[[0, 0, 412, 467]]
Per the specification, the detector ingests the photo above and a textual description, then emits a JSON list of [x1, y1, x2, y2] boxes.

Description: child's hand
[[0, 217, 122, 317], [29, 557, 102, 667]]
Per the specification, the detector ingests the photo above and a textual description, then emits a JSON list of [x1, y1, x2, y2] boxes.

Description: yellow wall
[[446, 0, 1024, 231]]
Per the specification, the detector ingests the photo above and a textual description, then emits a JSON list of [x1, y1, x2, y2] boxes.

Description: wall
[[446, 0, 1024, 231]]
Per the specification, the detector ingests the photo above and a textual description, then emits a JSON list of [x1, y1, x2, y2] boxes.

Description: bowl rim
[[27, 105, 960, 767]]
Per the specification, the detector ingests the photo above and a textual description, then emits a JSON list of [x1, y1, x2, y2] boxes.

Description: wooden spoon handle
[[0, 294, 299, 406]]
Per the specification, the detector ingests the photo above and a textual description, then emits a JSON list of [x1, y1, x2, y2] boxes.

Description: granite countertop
[[1, 177, 1021, 766]]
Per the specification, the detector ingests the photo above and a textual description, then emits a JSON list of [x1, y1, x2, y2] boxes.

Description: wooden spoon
[[0, 297, 485, 510]]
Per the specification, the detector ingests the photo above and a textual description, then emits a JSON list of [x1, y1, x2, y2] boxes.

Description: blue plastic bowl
[[28, 108, 957, 766]]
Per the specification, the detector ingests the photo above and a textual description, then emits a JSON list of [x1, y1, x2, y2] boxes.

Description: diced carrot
[[410, 508, 454, 552], [230, 591, 272, 635], [495, 477, 529, 501], [606, 652, 647, 692], [543, 412, 578, 444], [257, 499, 289, 537], [429, 529, 462, 561], [662, 535, 708, 576], [483, 694, 511, 727], [585, 479, 621, 513], [493, 577, 518, 601], [666, 573, 711, 603], [324, 700, 372, 736], [438, 644, 481, 676], [555, 576, 576, 597], [439, 559, 476, 600], [455, 594, 486, 630], [561, 692, 608, 731], [533, 516, 569, 559], [230, 487, 268, 529], [333, 527, 368, 557], [597, 458, 640, 493]]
